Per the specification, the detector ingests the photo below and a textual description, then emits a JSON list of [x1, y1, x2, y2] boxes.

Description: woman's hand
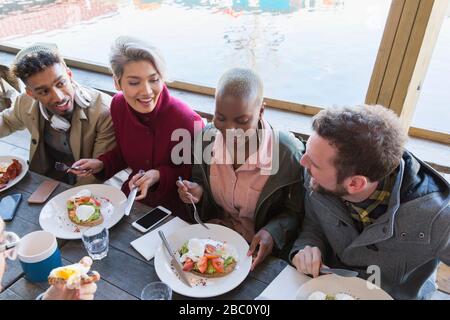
[[43, 257, 100, 300], [247, 229, 274, 271], [69, 159, 104, 176], [129, 170, 160, 201], [176, 179, 203, 204]]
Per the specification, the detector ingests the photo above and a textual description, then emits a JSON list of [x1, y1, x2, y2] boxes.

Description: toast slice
[[68, 207, 104, 227], [48, 263, 100, 289]]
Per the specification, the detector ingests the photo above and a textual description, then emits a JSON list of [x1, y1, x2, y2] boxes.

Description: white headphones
[[39, 82, 92, 132]]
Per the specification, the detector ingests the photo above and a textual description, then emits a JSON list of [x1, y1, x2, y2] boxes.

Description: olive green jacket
[[191, 124, 305, 255]]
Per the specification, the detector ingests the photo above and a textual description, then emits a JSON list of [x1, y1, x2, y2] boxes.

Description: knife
[[124, 186, 138, 216], [124, 170, 145, 216], [320, 267, 359, 278], [158, 230, 192, 288]]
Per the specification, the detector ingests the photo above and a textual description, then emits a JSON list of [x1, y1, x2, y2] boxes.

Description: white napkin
[[255, 265, 311, 300], [130, 217, 189, 261]]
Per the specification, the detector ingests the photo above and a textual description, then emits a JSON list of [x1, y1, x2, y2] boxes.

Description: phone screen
[[0, 194, 22, 221], [134, 208, 170, 229]]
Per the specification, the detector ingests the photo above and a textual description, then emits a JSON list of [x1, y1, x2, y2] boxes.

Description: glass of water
[[140, 282, 172, 300], [81, 226, 109, 260]]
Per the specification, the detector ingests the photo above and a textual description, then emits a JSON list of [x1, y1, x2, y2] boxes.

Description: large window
[[1, 0, 448, 142], [0, 0, 391, 108]]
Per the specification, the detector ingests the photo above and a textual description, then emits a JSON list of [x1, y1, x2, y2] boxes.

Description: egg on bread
[[48, 262, 100, 289], [178, 238, 237, 278], [67, 189, 104, 227]]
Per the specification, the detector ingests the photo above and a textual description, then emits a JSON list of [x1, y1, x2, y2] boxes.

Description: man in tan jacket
[[0, 43, 115, 185]]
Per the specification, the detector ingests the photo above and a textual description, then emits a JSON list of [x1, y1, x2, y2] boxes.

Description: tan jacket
[[0, 85, 116, 185], [0, 78, 19, 111]]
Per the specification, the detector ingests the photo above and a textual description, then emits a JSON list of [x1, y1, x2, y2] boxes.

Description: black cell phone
[[0, 193, 22, 221], [131, 206, 172, 233]]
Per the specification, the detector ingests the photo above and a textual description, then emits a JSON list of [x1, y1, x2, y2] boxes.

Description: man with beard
[[290, 105, 450, 300], [0, 43, 115, 185]]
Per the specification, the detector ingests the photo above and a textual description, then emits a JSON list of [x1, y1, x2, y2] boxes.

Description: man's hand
[[247, 229, 274, 271], [69, 159, 104, 176], [292, 246, 323, 278]]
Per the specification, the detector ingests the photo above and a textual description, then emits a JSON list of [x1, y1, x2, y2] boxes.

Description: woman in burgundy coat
[[72, 36, 203, 218]]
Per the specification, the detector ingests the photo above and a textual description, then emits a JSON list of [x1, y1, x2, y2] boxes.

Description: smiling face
[[25, 63, 75, 117], [300, 132, 349, 197], [114, 60, 163, 114]]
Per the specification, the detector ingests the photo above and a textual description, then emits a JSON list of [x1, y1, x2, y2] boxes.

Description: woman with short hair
[[177, 68, 304, 270]]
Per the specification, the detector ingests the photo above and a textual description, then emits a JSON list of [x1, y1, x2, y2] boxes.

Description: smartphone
[[131, 206, 172, 233], [28, 180, 59, 204], [0, 193, 22, 221]]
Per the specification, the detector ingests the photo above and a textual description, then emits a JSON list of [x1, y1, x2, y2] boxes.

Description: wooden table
[[0, 171, 288, 300]]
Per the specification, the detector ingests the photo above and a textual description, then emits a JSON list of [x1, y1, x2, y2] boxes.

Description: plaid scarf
[[344, 171, 396, 232]]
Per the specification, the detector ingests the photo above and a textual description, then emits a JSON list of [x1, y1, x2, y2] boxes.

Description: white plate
[[0, 156, 29, 192], [295, 274, 393, 300], [39, 184, 127, 239], [154, 223, 252, 298]]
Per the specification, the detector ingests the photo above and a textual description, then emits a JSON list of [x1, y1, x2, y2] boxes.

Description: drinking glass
[[140, 281, 172, 300], [81, 226, 109, 260]]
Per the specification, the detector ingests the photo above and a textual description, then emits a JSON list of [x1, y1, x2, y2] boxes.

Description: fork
[[190, 194, 209, 230], [178, 177, 209, 229], [54, 162, 90, 173]]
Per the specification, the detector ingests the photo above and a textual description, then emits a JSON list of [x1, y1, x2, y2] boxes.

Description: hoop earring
[[257, 118, 263, 146]]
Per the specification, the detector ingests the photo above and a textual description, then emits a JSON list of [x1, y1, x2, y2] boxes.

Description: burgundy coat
[[98, 86, 203, 218]]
